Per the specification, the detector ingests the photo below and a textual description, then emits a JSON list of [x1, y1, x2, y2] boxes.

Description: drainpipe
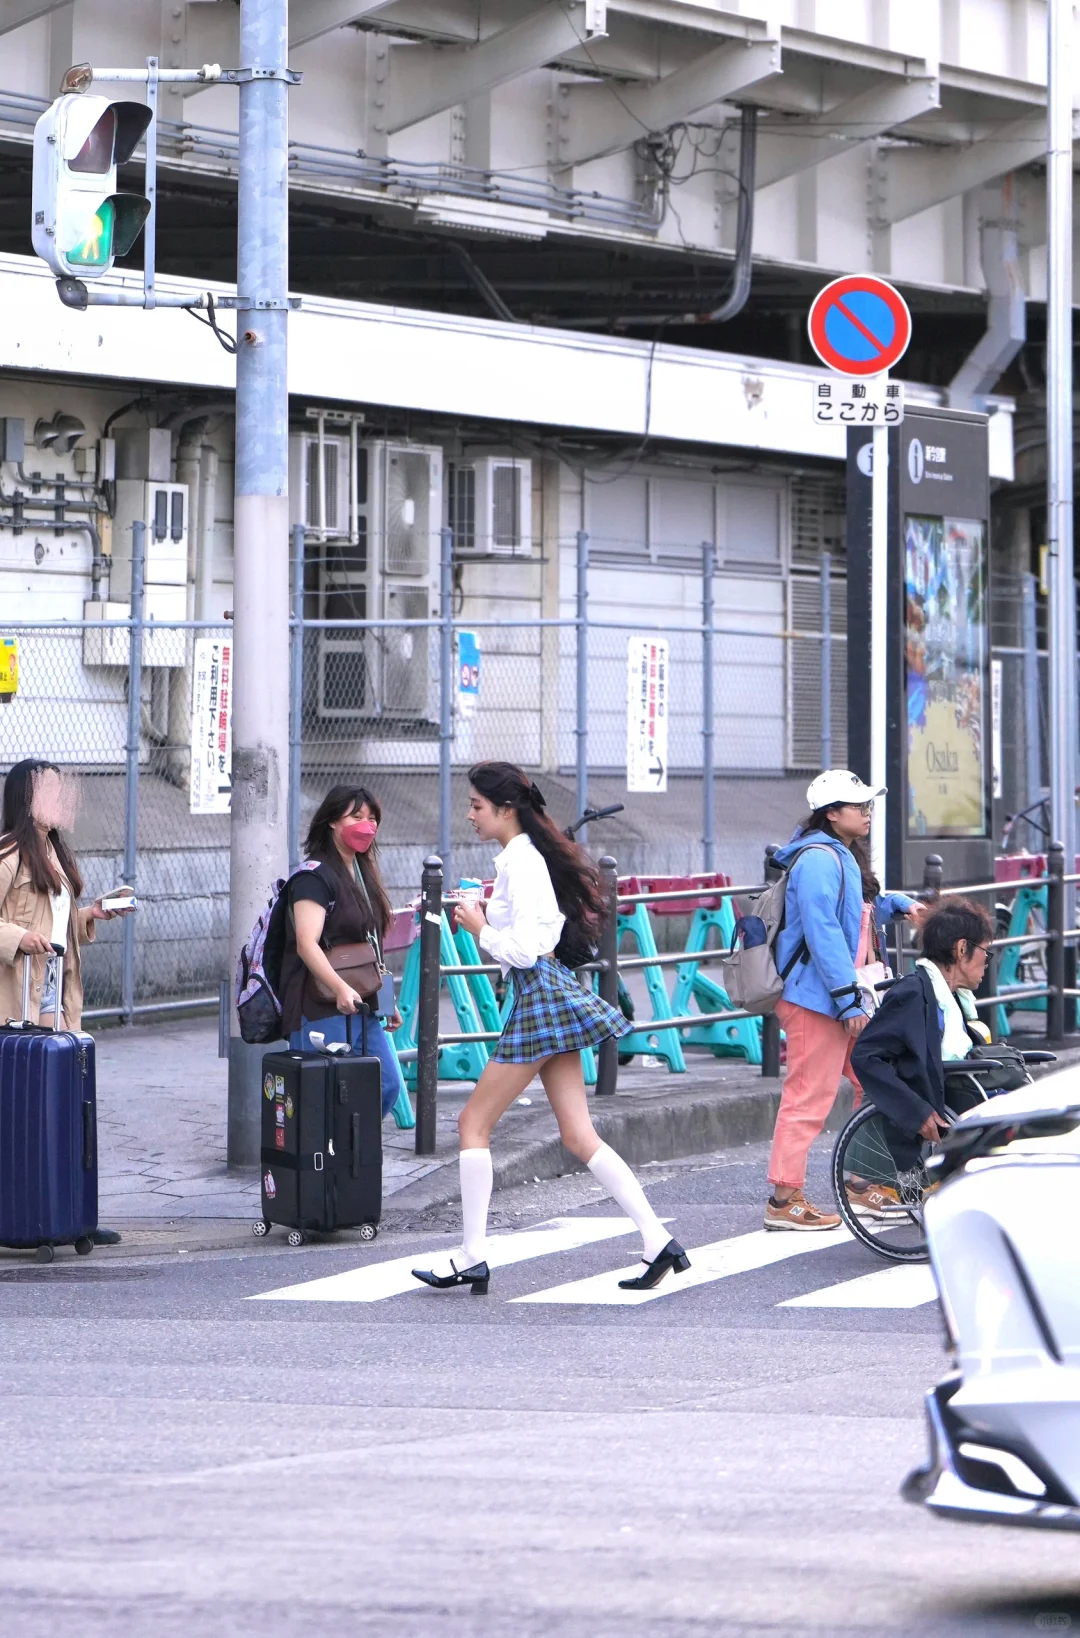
[[195, 443, 219, 620], [948, 189, 1026, 409], [177, 418, 208, 621]]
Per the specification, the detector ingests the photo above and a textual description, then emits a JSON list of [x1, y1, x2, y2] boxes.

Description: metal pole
[[287, 522, 304, 873], [227, 0, 292, 1168], [702, 540, 715, 872], [869, 425, 888, 882], [143, 57, 158, 309], [1021, 572, 1042, 815], [760, 842, 781, 1077], [575, 529, 589, 840], [820, 549, 833, 770], [923, 853, 944, 898], [1047, 0, 1077, 921], [595, 855, 619, 1095], [1047, 840, 1066, 1043], [415, 856, 443, 1154], [121, 519, 145, 1025], [438, 525, 453, 877]]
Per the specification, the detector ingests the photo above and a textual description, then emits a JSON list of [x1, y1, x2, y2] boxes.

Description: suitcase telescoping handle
[[21, 948, 65, 1031]]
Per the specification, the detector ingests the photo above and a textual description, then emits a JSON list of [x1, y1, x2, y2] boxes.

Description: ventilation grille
[[788, 573, 848, 771]]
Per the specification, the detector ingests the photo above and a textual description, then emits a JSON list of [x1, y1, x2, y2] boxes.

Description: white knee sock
[[587, 1142, 670, 1261], [459, 1148, 493, 1266]]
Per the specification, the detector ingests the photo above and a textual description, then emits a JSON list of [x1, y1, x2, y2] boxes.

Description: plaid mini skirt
[[491, 955, 633, 1064]]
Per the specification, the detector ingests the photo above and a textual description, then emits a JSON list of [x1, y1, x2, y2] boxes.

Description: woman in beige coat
[[1, 759, 126, 1245]]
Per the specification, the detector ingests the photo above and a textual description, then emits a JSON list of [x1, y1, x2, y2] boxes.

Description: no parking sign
[[808, 275, 912, 376]]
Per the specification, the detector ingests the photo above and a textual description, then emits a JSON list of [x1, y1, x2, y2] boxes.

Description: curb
[[381, 1080, 856, 1220]]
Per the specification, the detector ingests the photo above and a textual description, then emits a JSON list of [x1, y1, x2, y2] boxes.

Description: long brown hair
[[0, 759, 83, 897], [303, 785, 392, 938], [799, 806, 879, 901], [468, 761, 606, 929]]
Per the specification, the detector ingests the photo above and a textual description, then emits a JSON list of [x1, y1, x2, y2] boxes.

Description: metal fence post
[[121, 519, 145, 1026], [575, 529, 589, 839], [702, 540, 715, 872], [820, 549, 832, 770], [923, 853, 944, 898], [415, 856, 444, 1155], [287, 522, 304, 873], [438, 526, 453, 878], [760, 844, 782, 1077], [595, 854, 619, 1095], [1047, 840, 1066, 1043]]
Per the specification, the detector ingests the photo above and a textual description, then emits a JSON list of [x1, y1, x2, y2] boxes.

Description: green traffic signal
[[67, 197, 113, 267]]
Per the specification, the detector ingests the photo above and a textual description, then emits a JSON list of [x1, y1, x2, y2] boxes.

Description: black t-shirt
[[278, 862, 376, 1034]]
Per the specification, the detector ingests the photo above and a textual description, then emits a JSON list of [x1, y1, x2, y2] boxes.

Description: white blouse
[[477, 832, 565, 974]]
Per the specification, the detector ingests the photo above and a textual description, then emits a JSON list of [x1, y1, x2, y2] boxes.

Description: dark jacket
[[850, 967, 946, 1137]]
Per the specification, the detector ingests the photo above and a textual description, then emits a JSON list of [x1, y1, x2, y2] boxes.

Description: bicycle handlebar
[[565, 802, 625, 838]]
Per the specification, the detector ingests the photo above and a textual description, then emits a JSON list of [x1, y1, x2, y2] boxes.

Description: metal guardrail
[[410, 841, 1079, 1157]]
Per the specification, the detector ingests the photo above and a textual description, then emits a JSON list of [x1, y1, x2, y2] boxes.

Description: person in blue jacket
[[765, 769, 920, 1231]]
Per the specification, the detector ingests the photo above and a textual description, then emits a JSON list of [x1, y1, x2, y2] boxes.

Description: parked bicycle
[[563, 803, 636, 1052]]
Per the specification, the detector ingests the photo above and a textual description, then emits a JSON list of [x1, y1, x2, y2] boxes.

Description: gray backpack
[[719, 844, 844, 1015]]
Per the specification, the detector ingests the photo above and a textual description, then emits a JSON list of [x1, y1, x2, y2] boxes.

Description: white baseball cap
[[805, 769, 886, 811]]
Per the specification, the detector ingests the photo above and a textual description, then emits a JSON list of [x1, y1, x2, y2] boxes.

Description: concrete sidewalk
[[92, 1018, 784, 1226], [90, 1014, 1080, 1255]]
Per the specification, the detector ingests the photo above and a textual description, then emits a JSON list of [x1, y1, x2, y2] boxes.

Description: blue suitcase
[[0, 955, 98, 1262]]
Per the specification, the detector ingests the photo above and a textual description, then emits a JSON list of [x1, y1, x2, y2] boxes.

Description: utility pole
[[227, 0, 293, 1165], [1047, 0, 1077, 912]]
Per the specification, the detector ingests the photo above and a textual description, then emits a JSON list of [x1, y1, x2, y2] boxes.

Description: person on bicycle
[[764, 770, 920, 1230], [850, 899, 994, 1178]]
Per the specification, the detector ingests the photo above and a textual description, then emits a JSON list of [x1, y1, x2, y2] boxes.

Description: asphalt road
[[2, 1139, 1078, 1638]]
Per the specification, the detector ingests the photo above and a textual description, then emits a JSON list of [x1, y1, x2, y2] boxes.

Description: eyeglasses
[[842, 801, 874, 815]]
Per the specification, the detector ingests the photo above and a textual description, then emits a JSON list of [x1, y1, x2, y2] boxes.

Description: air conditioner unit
[[452, 456, 532, 555], [312, 441, 442, 722]]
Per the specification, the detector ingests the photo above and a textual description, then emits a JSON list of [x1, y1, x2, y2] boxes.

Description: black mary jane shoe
[[617, 1239, 691, 1292], [411, 1258, 490, 1295]]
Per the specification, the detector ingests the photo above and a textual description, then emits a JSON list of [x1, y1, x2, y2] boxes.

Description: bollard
[[1047, 841, 1066, 1044], [923, 854, 944, 898], [595, 855, 620, 1096], [415, 856, 443, 1155]]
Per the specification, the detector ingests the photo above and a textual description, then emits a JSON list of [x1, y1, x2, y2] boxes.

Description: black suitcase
[[255, 1024, 382, 1246]]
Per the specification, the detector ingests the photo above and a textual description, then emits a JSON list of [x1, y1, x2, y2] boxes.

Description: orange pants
[[768, 999, 862, 1190]]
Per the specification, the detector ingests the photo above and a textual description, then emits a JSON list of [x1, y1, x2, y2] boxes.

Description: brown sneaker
[[845, 1178, 902, 1219], [764, 1189, 842, 1232]]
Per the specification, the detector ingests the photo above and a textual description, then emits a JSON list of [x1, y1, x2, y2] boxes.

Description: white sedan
[[904, 1068, 1080, 1530]]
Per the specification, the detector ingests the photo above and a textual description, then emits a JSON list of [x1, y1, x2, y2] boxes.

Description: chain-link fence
[[1, 578, 848, 1017]]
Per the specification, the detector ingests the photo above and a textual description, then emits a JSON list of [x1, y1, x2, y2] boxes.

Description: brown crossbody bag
[[313, 864, 384, 1002]]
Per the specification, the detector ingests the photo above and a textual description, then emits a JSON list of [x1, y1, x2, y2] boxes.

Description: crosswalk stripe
[[777, 1262, 937, 1309], [512, 1224, 852, 1307], [248, 1216, 641, 1303]]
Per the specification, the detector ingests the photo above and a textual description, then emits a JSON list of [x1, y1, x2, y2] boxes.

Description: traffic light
[[32, 93, 152, 280]]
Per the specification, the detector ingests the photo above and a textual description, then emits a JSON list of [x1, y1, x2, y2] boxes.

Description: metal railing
[[409, 844, 1079, 1156]]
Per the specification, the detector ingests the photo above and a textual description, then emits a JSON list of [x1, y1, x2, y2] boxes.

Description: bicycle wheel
[[832, 1104, 931, 1263]]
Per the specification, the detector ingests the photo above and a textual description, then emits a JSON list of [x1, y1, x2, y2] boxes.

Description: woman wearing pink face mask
[[277, 785, 405, 1118]]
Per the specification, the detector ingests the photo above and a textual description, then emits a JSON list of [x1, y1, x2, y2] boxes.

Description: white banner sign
[[189, 636, 233, 814], [626, 636, 669, 793], [812, 376, 904, 426]]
